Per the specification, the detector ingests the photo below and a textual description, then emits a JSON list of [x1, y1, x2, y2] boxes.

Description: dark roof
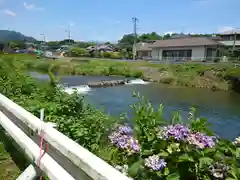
[[149, 37, 221, 48]]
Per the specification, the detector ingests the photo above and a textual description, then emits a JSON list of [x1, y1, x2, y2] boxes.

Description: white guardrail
[[0, 93, 131, 180]]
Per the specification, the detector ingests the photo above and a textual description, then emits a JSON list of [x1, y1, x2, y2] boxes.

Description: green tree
[[138, 32, 162, 41], [59, 39, 75, 45], [119, 33, 136, 45]]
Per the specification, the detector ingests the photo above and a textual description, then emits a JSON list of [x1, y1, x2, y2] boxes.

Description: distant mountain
[[0, 30, 36, 42]]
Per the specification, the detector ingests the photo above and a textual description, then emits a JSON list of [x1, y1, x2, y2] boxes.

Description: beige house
[[136, 42, 153, 59], [149, 37, 222, 61], [136, 37, 224, 61]]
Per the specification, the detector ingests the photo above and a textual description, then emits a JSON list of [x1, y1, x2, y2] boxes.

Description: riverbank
[[21, 55, 239, 92], [1, 55, 240, 180]]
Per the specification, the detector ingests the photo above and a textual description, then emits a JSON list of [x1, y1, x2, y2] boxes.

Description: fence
[[0, 93, 130, 180]]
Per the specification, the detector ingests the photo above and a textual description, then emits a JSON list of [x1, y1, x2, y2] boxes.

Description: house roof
[[219, 29, 240, 35], [149, 37, 221, 48]]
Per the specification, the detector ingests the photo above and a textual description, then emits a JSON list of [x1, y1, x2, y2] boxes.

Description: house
[[149, 37, 223, 61], [218, 30, 240, 50], [86, 44, 115, 52], [0, 43, 5, 52], [136, 41, 155, 59]]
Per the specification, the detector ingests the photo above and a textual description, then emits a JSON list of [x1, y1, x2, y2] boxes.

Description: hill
[[0, 30, 36, 42]]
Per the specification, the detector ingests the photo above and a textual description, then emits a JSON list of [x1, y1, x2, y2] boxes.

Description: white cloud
[[23, 2, 44, 11], [218, 26, 234, 33], [1, 9, 16, 17], [164, 31, 175, 35]]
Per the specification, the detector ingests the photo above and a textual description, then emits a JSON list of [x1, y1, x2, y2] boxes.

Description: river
[[30, 72, 240, 140]]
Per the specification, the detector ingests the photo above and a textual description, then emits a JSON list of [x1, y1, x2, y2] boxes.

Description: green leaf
[[236, 148, 240, 159], [128, 160, 142, 177], [166, 173, 180, 180], [164, 167, 170, 176], [177, 154, 194, 162], [199, 157, 213, 168], [142, 150, 153, 156], [157, 150, 169, 157]]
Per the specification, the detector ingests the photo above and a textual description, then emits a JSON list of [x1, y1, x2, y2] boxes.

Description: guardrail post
[[16, 164, 39, 180]]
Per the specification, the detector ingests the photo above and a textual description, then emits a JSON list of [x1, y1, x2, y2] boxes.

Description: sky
[[0, 0, 240, 42]]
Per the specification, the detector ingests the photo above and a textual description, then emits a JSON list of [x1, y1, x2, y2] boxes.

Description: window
[[162, 49, 192, 61]]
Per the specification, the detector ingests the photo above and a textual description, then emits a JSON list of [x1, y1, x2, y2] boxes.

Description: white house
[[148, 37, 222, 61]]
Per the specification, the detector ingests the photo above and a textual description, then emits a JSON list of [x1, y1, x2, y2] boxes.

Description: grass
[[0, 130, 29, 180], [0, 143, 20, 180], [2, 54, 240, 91]]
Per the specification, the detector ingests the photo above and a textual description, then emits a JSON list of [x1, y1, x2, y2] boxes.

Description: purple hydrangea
[[158, 124, 190, 141], [118, 125, 133, 135], [109, 125, 140, 153], [187, 132, 216, 149], [144, 155, 166, 171]]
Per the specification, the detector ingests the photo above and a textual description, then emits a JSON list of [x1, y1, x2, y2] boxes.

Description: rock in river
[[87, 79, 128, 88]]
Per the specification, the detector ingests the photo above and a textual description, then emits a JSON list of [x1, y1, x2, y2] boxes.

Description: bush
[[109, 52, 121, 59], [70, 47, 90, 57], [102, 93, 240, 180], [1, 55, 239, 180]]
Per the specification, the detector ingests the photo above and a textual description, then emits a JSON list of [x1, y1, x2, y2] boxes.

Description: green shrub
[[70, 47, 90, 57], [0, 55, 240, 180], [109, 52, 121, 59]]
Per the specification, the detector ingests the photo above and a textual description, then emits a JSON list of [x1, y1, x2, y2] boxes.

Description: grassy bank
[[1, 55, 240, 180], [18, 54, 239, 91], [3, 54, 240, 91]]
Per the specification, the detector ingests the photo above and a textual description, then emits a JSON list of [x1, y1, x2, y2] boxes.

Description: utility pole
[[232, 31, 237, 54], [65, 27, 71, 56], [132, 17, 138, 60], [65, 28, 71, 45]]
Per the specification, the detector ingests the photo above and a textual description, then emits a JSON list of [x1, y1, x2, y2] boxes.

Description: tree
[[138, 32, 162, 41], [75, 41, 95, 48], [118, 33, 136, 45], [59, 39, 75, 45], [9, 40, 26, 49]]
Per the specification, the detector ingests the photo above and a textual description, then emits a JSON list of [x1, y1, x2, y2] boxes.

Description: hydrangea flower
[[187, 132, 216, 149], [109, 125, 140, 153], [144, 155, 166, 171], [233, 137, 240, 146], [209, 162, 229, 179], [158, 124, 190, 141], [118, 125, 133, 135]]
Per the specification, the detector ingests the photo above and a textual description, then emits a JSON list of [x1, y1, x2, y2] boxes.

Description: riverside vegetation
[[1, 55, 240, 180], [13, 54, 240, 91]]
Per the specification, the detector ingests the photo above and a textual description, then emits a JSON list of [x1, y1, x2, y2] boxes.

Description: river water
[[30, 72, 240, 140]]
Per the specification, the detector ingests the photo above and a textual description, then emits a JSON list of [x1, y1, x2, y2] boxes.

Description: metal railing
[[0, 93, 130, 180]]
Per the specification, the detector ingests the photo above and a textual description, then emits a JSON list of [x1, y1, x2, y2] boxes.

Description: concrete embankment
[[87, 79, 128, 88]]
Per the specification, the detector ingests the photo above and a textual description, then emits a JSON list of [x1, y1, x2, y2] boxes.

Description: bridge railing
[[0, 93, 130, 180]]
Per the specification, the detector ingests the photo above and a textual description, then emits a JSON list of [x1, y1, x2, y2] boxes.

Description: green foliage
[[0, 55, 239, 180], [70, 47, 90, 57], [105, 92, 240, 180]]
